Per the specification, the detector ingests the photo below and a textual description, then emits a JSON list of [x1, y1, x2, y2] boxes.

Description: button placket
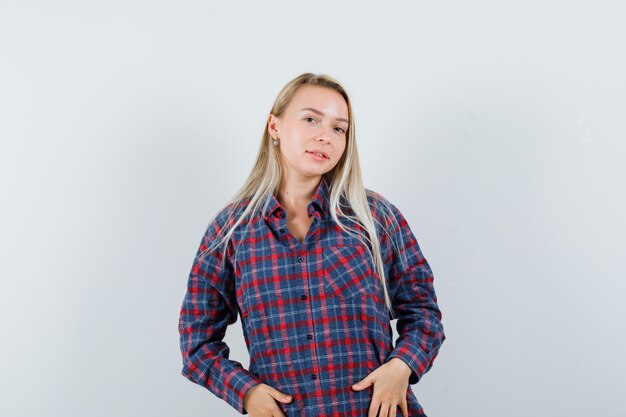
[[295, 248, 322, 390]]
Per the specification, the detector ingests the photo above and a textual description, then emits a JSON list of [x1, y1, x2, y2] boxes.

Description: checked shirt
[[178, 177, 445, 416]]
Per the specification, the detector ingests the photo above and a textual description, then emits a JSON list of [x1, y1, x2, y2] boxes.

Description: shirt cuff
[[181, 359, 263, 415], [385, 344, 429, 385], [222, 366, 264, 415]]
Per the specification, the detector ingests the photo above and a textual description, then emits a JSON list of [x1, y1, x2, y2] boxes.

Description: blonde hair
[[201, 72, 399, 319]]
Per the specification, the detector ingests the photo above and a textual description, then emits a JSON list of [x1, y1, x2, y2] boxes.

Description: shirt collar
[[261, 176, 330, 221]]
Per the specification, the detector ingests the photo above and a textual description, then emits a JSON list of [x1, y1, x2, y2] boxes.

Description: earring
[[273, 136, 279, 145]]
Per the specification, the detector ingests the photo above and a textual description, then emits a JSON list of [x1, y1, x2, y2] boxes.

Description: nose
[[317, 127, 332, 143], [317, 135, 330, 143]]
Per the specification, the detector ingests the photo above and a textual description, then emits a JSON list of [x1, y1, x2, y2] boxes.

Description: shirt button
[[301, 294, 308, 300], [310, 374, 317, 380], [298, 256, 304, 263], [306, 334, 313, 340]]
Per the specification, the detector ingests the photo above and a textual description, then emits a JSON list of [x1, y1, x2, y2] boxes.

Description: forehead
[[288, 85, 349, 120]]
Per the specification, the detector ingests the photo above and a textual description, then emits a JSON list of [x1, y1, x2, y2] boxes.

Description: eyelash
[[305, 117, 346, 134]]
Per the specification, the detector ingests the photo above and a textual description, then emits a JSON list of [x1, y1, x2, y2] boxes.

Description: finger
[[389, 402, 399, 417], [368, 400, 381, 417], [277, 392, 293, 403], [400, 399, 409, 417], [353, 375, 372, 390], [379, 401, 390, 417], [268, 387, 292, 403]]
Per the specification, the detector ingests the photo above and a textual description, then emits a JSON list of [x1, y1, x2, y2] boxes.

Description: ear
[[268, 113, 280, 138]]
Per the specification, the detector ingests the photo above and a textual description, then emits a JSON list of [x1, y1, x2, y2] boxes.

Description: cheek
[[280, 141, 306, 163], [338, 141, 347, 157]]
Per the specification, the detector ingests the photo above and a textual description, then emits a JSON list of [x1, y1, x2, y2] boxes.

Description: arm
[[381, 200, 446, 385], [178, 210, 263, 414]]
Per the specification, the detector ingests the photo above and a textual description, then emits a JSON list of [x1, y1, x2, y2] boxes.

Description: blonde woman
[[178, 73, 445, 417]]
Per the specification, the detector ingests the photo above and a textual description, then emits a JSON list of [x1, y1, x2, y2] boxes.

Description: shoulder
[[197, 197, 254, 260], [364, 187, 415, 246], [365, 188, 403, 225], [206, 195, 255, 236]]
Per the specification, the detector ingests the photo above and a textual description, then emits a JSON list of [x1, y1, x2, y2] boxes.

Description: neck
[[277, 176, 321, 210]]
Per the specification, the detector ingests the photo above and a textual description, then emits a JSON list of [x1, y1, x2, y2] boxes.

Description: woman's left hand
[[351, 358, 412, 417]]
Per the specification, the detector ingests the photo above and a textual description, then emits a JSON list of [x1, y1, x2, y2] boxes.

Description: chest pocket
[[322, 244, 377, 299]]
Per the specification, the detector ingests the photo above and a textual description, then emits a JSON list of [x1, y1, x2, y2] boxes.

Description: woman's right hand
[[243, 383, 293, 417]]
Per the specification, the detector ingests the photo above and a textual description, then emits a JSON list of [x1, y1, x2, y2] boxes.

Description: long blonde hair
[[201, 72, 399, 319]]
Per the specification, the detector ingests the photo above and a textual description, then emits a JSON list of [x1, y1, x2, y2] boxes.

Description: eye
[[335, 127, 346, 134], [305, 117, 316, 123]]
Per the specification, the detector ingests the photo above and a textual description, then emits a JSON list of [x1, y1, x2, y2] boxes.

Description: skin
[[351, 357, 413, 417], [243, 85, 413, 417]]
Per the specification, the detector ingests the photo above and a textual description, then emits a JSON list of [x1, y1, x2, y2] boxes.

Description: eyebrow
[[300, 107, 349, 124]]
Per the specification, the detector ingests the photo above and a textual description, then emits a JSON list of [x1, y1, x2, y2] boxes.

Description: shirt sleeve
[[178, 210, 263, 414], [381, 200, 446, 385]]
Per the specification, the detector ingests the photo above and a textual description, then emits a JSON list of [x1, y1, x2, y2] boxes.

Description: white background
[[1, 1, 624, 416]]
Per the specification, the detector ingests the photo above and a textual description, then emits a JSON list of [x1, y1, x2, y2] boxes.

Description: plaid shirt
[[178, 177, 445, 416]]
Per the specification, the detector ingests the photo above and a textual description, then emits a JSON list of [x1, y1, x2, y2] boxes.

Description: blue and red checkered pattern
[[178, 177, 445, 416]]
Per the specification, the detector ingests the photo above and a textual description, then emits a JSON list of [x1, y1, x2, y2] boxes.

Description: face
[[268, 85, 349, 180]]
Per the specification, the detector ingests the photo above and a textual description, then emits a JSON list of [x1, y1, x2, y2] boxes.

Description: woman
[[178, 73, 445, 417]]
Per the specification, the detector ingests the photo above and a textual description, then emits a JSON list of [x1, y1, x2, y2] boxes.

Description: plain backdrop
[[1, 1, 625, 416]]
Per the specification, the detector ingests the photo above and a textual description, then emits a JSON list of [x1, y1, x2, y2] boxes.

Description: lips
[[306, 150, 329, 159]]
